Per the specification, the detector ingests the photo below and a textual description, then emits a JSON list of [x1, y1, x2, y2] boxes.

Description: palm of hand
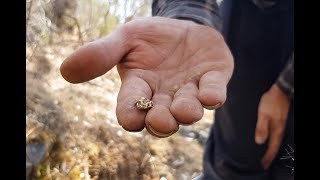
[[60, 17, 234, 137]]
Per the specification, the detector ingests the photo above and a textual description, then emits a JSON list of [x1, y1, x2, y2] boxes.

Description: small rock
[[74, 116, 79, 121], [172, 156, 185, 168], [26, 143, 47, 165], [117, 130, 123, 137], [80, 172, 85, 178], [83, 120, 92, 127], [198, 130, 209, 146], [178, 126, 198, 139]]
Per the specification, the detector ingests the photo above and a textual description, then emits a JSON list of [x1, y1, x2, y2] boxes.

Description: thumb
[[60, 25, 128, 83]]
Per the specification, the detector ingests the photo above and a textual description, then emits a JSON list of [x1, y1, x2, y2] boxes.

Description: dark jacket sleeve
[[276, 52, 294, 99], [152, 0, 222, 31]]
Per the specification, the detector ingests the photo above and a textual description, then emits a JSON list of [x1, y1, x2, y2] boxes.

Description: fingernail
[[255, 136, 265, 145], [178, 119, 197, 126], [204, 103, 221, 110], [147, 124, 174, 138]]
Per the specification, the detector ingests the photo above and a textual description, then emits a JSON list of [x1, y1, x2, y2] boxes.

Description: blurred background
[[26, 0, 214, 179]]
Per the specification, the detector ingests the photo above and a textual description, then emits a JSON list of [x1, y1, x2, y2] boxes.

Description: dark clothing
[[152, 0, 294, 98], [152, 0, 294, 179]]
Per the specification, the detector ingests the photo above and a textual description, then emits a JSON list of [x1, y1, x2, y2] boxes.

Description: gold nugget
[[135, 97, 153, 110]]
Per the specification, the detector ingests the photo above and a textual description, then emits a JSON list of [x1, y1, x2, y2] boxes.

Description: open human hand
[[60, 17, 234, 137]]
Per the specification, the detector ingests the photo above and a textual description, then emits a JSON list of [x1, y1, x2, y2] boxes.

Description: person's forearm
[[276, 52, 294, 99], [152, 0, 222, 31]]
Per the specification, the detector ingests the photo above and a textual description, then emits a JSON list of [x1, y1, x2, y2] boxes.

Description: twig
[[62, 14, 84, 45], [65, 161, 77, 176], [124, 1, 148, 23], [280, 144, 294, 174], [26, 126, 38, 139]]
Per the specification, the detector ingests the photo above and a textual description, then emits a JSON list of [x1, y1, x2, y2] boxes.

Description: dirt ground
[[26, 34, 214, 180]]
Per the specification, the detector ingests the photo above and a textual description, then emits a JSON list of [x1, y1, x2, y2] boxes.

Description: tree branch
[[62, 14, 84, 45]]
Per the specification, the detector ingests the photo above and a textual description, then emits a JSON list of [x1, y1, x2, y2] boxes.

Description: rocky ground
[[26, 35, 214, 180]]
